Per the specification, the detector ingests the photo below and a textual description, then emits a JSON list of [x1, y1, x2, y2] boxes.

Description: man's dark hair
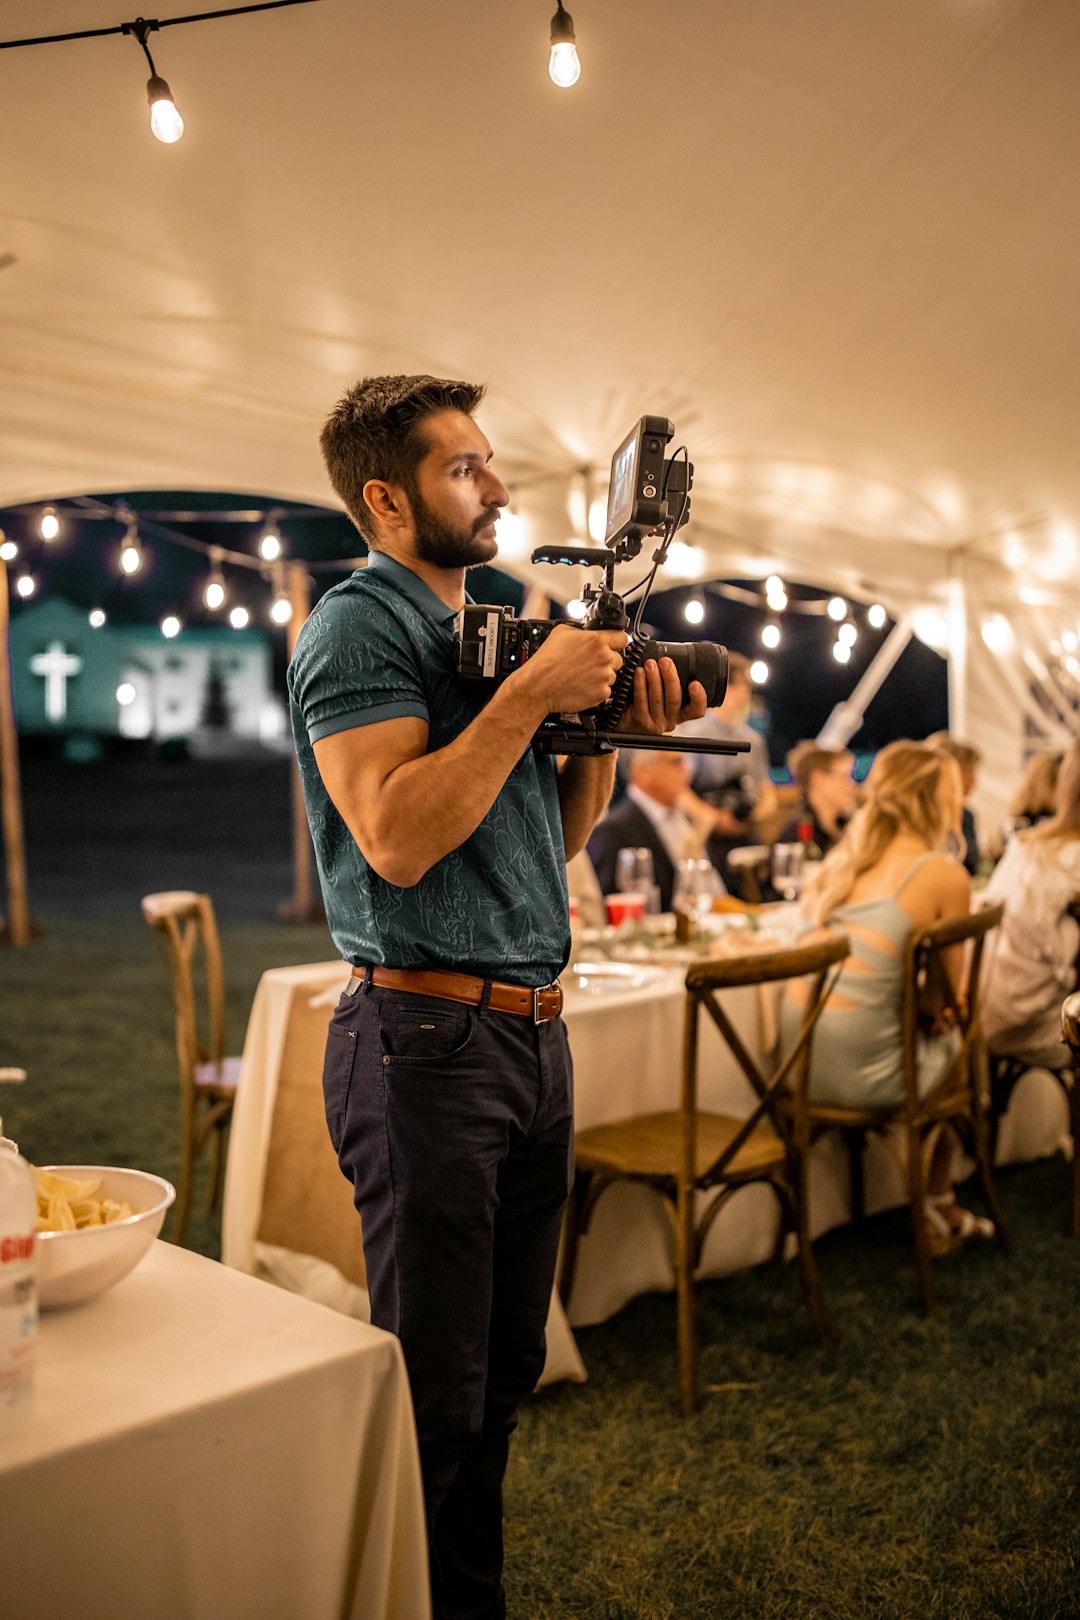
[[320, 373, 486, 543]]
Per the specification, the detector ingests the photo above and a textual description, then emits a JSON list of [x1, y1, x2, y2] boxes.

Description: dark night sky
[[1, 491, 948, 772]]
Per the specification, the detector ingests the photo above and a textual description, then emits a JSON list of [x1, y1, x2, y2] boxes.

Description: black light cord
[[0, 0, 319, 52]]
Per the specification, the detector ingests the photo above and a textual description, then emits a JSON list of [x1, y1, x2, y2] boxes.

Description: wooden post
[[279, 560, 323, 924], [0, 558, 33, 946]]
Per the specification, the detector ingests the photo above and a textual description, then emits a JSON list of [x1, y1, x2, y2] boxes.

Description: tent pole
[[0, 558, 32, 946], [816, 618, 914, 749], [946, 558, 968, 736], [279, 560, 322, 925]]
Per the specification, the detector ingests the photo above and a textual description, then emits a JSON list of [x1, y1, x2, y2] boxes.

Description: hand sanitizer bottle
[[0, 1121, 37, 1435]]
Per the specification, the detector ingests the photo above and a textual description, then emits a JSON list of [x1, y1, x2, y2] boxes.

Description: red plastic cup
[[605, 893, 647, 926]]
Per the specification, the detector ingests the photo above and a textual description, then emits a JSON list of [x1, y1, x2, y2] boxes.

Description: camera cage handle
[[532, 721, 751, 758]]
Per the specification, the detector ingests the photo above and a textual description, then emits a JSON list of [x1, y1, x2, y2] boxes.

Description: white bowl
[[36, 1166, 176, 1310]]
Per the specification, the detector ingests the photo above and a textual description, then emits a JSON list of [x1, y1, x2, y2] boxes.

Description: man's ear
[[362, 478, 411, 534]]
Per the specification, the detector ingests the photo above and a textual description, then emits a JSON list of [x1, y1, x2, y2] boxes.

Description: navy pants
[[323, 978, 574, 1620]]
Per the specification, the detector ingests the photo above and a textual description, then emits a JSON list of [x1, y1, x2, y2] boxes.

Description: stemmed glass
[[672, 858, 721, 934], [615, 847, 659, 915], [770, 842, 805, 903]]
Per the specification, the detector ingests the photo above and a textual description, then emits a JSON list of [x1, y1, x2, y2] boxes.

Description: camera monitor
[[604, 416, 676, 547]]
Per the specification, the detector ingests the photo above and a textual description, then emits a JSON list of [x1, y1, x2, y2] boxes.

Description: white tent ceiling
[[3, 0, 1080, 816]]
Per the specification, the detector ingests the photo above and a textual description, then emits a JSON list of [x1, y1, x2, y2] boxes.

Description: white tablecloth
[[0, 1242, 430, 1620], [221, 954, 1071, 1379]]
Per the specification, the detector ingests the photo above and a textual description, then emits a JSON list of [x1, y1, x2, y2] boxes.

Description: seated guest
[[1003, 750, 1063, 841], [777, 743, 857, 856], [677, 651, 778, 887], [927, 732, 982, 876], [981, 739, 1080, 1067], [780, 740, 991, 1250], [587, 750, 714, 913]]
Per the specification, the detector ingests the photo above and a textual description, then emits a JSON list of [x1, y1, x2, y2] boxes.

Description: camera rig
[[455, 415, 750, 760]]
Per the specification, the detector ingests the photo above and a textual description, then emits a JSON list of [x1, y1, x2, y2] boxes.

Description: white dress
[[981, 835, 1080, 1065]]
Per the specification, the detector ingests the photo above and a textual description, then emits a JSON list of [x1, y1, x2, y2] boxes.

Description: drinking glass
[[672, 858, 721, 930], [615, 847, 660, 915], [771, 842, 805, 903]]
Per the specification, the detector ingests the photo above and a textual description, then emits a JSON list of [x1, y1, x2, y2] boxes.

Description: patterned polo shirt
[[287, 551, 570, 985]]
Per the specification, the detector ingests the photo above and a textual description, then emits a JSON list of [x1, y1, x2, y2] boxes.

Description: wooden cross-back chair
[[989, 900, 1080, 1236], [787, 902, 1008, 1311], [141, 890, 241, 1244], [560, 931, 849, 1415]]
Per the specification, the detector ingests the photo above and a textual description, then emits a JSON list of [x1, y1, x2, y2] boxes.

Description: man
[[287, 374, 706, 1620], [676, 650, 777, 885], [587, 749, 708, 911], [778, 743, 857, 855]]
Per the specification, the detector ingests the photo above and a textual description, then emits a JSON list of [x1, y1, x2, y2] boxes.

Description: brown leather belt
[[350, 965, 563, 1023]]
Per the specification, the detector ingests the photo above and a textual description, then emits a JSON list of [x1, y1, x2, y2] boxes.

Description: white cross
[[29, 640, 83, 724]]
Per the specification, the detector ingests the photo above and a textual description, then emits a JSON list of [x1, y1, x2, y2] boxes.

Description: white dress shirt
[[626, 785, 697, 863]]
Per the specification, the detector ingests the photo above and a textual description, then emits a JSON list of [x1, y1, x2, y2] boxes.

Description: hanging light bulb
[[40, 506, 60, 542], [148, 75, 184, 143], [838, 622, 857, 647], [684, 598, 705, 626], [566, 598, 587, 621], [229, 606, 250, 630], [832, 640, 851, 664], [119, 526, 143, 575], [0, 540, 17, 562], [259, 526, 282, 562], [867, 603, 887, 630], [548, 2, 581, 87], [89, 609, 106, 629], [827, 596, 847, 622], [749, 660, 769, 684], [161, 614, 181, 639], [761, 622, 781, 650], [15, 574, 36, 598], [765, 574, 785, 596], [270, 591, 293, 626], [204, 553, 227, 611]]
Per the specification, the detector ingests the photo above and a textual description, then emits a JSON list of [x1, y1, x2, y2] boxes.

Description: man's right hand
[[512, 624, 626, 716]]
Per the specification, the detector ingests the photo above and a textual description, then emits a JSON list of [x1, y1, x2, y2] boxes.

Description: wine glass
[[771, 842, 805, 903], [672, 858, 721, 934], [615, 847, 659, 914]]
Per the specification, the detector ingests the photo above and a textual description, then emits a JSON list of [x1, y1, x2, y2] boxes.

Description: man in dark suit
[[587, 750, 704, 911]]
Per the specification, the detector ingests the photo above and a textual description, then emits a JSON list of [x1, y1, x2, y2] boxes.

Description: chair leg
[[207, 1117, 228, 1212], [907, 1131, 935, 1313], [790, 1155, 829, 1341], [969, 1103, 1009, 1252], [675, 1186, 697, 1417], [558, 1170, 591, 1307], [1068, 1079, 1080, 1239], [842, 1128, 865, 1222]]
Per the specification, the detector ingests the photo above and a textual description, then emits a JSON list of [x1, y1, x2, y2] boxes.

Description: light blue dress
[[781, 854, 959, 1109]]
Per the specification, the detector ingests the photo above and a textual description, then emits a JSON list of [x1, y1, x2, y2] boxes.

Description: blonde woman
[[982, 739, 1080, 1066], [781, 740, 991, 1248], [1003, 750, 1063, 839]]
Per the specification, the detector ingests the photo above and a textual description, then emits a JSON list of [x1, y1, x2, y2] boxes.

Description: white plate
[[568, 961, 676, 995]]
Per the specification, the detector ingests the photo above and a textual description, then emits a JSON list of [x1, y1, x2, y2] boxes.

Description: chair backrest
[[683, 930, 850, 1175], [900, 901, 1004, 1109], [141, 891, 227, 1089]]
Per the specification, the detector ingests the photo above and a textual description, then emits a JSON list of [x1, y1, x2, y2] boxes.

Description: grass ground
[[4, 750, 1080, 1618]]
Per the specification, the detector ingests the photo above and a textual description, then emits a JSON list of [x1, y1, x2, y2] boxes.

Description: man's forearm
[[558, 753, 618, 859]]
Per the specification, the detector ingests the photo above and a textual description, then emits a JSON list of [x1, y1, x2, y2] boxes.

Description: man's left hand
[[617, 657, 708, 736]]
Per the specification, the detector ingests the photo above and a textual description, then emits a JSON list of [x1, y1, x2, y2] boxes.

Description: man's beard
[[408, 486, 500, 569]]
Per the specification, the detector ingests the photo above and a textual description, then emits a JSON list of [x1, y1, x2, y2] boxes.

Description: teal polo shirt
[[287, 551, 570, 986]]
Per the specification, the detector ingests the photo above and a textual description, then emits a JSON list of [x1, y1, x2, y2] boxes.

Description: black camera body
[[454, 415, 749, 761]]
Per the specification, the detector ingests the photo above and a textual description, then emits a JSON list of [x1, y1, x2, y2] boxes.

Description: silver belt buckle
[[533, 978, 561, 1023]]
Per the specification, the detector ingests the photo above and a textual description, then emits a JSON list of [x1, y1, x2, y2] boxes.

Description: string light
[[89, 609, 107, 629], [761, 622, 781, 649], [229, 606, 250, 629], [981, 615, 1014, 655], [683, 598, 705, 626], [161, 614, 181, 638], [832, 641, 851, 664], [867, 603, 887, 629], [566, 598, 587, 621], [15, 574, 35, 598], [827, 596, 847, 621], [40, 506, 60, 541], [116, 683, 136, 706], [838, 622, 857, 647], [120, 18, 184, 143], [204, 552, 227, 610], [749, 659, 769, 684], [259, 525, 282, 561], [548, 2, 580, 87], [269, 591, 293, 626], [119, 525, 143, 575], [0, 539, 17, 562]]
